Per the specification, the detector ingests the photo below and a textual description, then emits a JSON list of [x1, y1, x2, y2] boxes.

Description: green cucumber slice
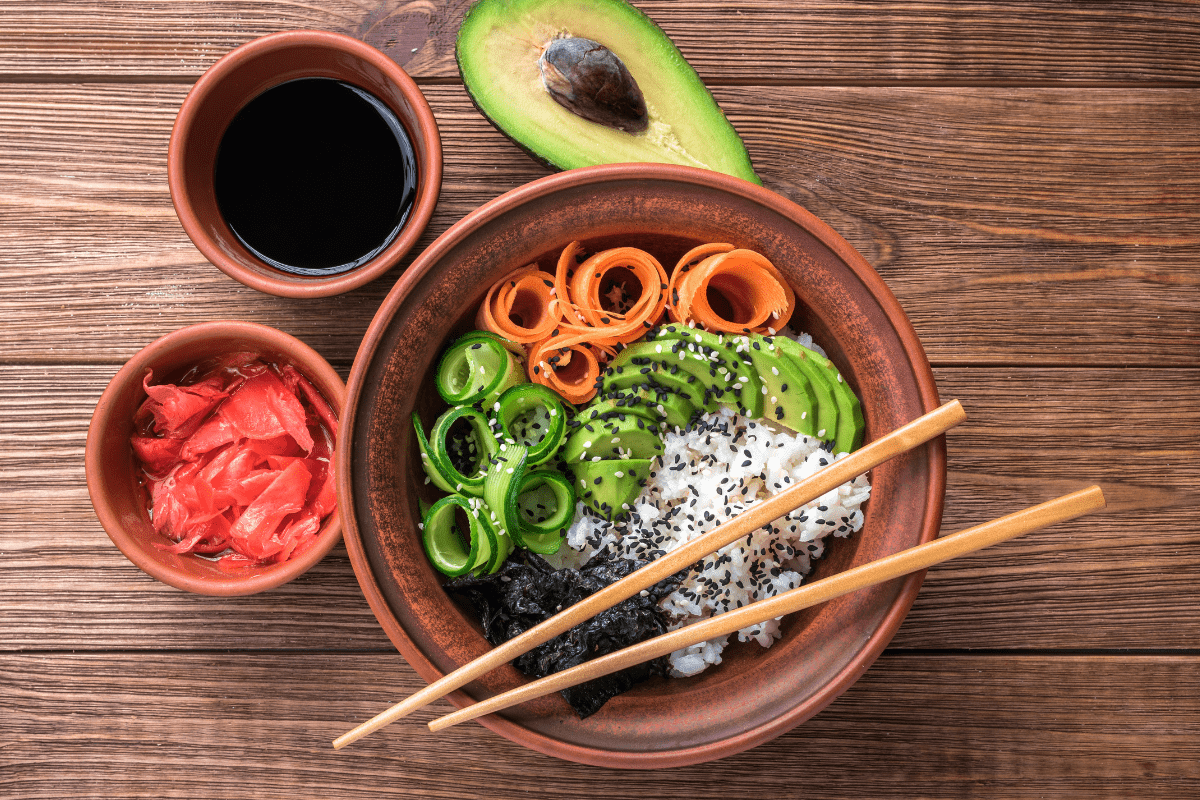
[[421, 494, 494, 577], [484, 443, 528, 542], [516, 469, 576, 535], [436, 331, 524, 406], [490, 383, 570, 465], [415, 406, 498, 496], [484, 444, 567, 554]]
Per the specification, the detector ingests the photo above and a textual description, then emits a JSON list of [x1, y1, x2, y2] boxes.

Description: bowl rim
[[86, 320, 348, 596], [337, 163, 945, 766], [167, 30, 443, 299]]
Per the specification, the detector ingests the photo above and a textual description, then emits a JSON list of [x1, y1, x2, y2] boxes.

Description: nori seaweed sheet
[[445, 549, 681, 718]]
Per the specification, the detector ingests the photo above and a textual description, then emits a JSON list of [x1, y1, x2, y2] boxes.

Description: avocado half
[[456, 0, 761, 184]]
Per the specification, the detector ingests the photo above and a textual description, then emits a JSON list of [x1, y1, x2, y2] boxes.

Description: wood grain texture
[[1, 85, 1197, 366], [1, 1, 1198, 84], [2, 652, 1197, 798], [3, 365, 1195, 651], [2, 0, 1198, 791]]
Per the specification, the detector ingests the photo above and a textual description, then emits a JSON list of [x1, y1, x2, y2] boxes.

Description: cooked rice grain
[[564, 406, 870, 677]]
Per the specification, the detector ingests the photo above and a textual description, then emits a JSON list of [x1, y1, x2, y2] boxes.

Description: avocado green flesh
[[771, 337, 864, 453], [797, 346, 866, 452], [570, 457, 652, 519], [456, 0, 760, 184], [604, 342, 708, 408], [594, 388, 695, 431], [565, 329, 865, 521], [577, 398, 661, 427], [746, 345, 817, 436], [646, 327, 764, 417], [563, 415, 665, 463]]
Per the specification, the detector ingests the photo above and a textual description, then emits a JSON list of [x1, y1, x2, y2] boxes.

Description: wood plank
[[1, 652, 1196, 797], [1, 84, 1197, 366], [2, 364, 1196, 651], [1, 1, 1199, 84]]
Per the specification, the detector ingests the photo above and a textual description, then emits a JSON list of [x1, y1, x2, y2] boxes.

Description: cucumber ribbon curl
[[416, 413, 576, 575], [435, 331, 525, 406]]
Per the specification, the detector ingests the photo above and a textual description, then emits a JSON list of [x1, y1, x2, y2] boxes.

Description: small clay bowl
[[339, 164, 945, 766], [86, 321, 346, 596], [168, 30, 442, 298]]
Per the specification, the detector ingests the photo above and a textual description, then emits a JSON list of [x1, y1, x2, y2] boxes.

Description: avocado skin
[[456, 0, 760, 184]]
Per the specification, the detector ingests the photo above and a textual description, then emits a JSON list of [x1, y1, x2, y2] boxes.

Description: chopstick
[[332, 399, 966, 749], [428, 484, 1106, 732]]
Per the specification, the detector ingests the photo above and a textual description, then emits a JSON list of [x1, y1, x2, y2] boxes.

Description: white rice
[[560, 406, 871, 677]]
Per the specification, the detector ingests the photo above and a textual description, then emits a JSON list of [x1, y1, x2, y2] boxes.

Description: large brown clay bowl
[[339, 164, 945, 767], [86, 321, 346, 595]]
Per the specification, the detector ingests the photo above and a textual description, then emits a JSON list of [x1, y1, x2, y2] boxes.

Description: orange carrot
[[475, 265, 559, 344], [552, 242, 668, 345], [666, 242, 735, 324], [668, 247, 795, 335], [527, 332, 615, 405], [475, 240, 795, 405]]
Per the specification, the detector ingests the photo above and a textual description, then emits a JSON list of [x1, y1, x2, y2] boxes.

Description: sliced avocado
[[575, 398, 661, 428], [605, 370, 706, 412], [763, 337, 838, 444], [602, 342, 708, 409], [456, 0, 760, 183], [743, 338, 817, 435], [563, 413, 665, 463], [796, 346, 865, 453], [570, 457, 652, 520], [593, 387, 695, 431], [648, 326, 758, 417], [771, 337, 864, 453]]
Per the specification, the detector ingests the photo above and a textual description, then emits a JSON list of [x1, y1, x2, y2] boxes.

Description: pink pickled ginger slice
[[219, 370, 314, 452]]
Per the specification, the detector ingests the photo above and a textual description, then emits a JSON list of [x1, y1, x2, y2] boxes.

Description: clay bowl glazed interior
[[168, 30, 442, 298], [86, 321, 346, 596], [340, 164, 945, 767]]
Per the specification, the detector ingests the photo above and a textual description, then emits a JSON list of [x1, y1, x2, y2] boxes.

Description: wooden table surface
[[3, 1, 1198, 797]]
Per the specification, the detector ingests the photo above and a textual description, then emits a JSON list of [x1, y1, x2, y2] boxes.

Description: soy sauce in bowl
[[213, 77, 418, 277]]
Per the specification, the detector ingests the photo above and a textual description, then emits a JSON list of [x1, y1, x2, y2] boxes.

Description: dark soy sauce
[[214, 78, 417, 276]]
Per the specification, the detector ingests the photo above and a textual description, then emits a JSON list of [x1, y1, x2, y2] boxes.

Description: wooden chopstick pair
[[334, 399, 968, 749], [428, 483, 1105, 731]]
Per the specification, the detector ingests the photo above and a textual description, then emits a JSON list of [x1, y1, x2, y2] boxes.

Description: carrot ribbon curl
[[668, 244, 795, 335], [475, 265, 559, 344], [478, 240, 795, 404]]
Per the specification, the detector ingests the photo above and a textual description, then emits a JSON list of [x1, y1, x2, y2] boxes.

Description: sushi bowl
[[338, 164, 945, 767]]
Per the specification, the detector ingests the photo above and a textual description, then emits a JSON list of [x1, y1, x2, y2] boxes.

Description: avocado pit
[[538, 36, 649, 133]]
